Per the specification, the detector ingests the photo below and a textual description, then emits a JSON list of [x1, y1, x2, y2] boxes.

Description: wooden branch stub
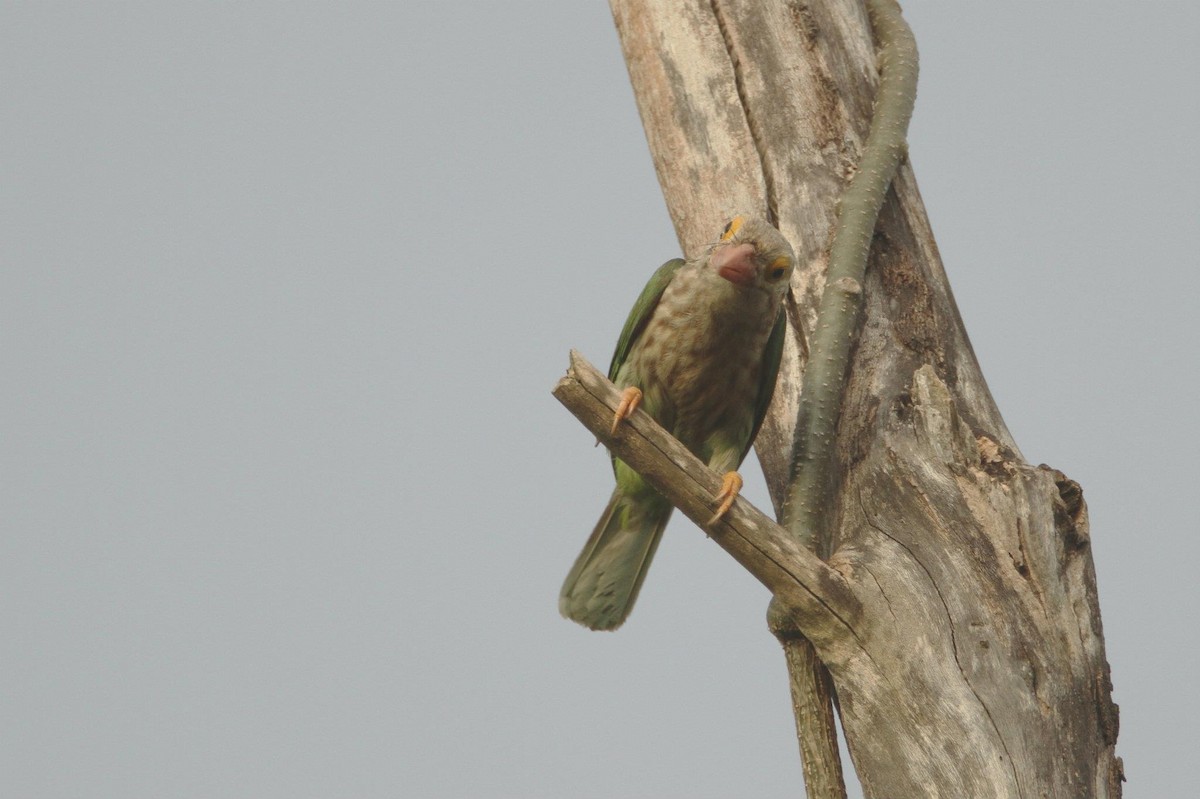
[[553, 350, 861, 654]]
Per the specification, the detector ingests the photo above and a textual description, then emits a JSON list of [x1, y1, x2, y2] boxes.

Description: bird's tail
[[559, 488, 672, 631]]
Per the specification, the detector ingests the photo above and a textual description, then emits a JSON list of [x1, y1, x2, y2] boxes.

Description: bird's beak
[[712, 242, 757, 287]]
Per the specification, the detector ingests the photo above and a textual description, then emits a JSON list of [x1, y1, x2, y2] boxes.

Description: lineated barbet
[[560, 215, 795, 630]]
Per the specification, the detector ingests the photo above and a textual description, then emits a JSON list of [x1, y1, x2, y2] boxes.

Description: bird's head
[[707, 215, 795, 297]]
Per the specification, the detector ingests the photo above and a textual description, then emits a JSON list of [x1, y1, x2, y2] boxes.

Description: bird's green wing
[[743, 309, 787, 462], [608, 258, 685, 382]]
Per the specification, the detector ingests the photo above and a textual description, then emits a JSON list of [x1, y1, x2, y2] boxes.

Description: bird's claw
[[610, 387, 643, 436], [707, 471, 743, 525]]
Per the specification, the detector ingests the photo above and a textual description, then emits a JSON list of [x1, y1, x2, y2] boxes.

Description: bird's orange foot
[[610, 387, 643, 436], [707, 471, 743, 525]]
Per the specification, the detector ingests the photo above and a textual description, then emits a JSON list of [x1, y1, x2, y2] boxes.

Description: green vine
[[782, 0, 918, 555]]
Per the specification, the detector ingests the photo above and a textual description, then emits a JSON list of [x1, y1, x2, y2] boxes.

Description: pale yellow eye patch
[[720, 215, 745, 242]]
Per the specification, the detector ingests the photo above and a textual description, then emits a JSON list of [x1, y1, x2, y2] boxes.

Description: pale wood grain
[[591, 0, 1122, 795]]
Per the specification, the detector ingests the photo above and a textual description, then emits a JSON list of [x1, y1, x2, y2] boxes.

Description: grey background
[[3, 3, 1196, 797]]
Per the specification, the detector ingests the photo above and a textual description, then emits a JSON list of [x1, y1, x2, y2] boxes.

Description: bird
[[560, 215, 796, 630]]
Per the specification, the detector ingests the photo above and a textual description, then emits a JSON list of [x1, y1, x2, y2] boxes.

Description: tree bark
[[606, 1, 1122, 796]]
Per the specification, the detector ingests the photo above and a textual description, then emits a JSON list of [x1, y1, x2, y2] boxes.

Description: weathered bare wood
[[553, 351, 863, 656], [603, 0, 1121, 796], [608, 6, 869, 790]]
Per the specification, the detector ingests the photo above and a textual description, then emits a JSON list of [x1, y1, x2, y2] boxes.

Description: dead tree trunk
[[606, 1, 1121, 795]]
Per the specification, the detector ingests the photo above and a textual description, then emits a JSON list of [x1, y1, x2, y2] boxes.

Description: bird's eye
[[720, 216, 744, 242]]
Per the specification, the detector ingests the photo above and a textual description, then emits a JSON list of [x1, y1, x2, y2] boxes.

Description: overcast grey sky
[[3, 3, 1197, 797]]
